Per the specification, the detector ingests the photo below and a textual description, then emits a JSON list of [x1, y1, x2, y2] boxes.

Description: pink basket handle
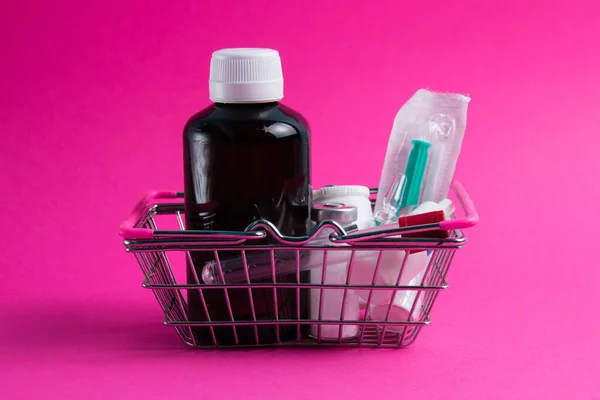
[[333, 179, 478, 244], [439, 180, 479, 231], [119, 191, 179, 239], [120, 180, 478, 241]]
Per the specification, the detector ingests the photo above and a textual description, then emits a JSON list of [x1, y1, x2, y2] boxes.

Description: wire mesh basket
[[119, 180, 478, 348]]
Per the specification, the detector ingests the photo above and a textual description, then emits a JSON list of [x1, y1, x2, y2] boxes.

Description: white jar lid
[[313, 185, 371, 202]]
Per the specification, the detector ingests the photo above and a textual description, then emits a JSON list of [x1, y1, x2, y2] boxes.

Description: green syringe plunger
[[398, 139, 431, 213]]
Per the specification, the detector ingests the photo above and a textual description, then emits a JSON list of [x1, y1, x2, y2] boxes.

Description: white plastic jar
[[313, 185, 374, 229], [309, 203, 360, 341]]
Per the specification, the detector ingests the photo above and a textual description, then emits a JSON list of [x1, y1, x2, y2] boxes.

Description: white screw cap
[[209, 48, 284, 104]]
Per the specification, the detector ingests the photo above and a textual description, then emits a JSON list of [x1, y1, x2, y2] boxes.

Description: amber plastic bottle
[[183, 49, 311, 345]]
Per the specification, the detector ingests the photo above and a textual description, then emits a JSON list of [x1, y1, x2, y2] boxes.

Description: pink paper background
[[1, 0, 598, 398]]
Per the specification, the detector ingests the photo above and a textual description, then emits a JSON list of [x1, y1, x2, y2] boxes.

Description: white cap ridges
[[313, 185, 371, 202], [209, 48, 284, 103]]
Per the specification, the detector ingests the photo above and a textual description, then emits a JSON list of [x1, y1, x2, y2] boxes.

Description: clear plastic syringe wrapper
[[374, 89, 470, 225]]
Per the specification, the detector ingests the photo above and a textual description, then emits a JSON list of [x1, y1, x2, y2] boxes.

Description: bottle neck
[[214, 101, 279, 109]]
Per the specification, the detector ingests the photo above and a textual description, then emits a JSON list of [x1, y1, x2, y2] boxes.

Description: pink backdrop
[[1, 0, 599, 398]]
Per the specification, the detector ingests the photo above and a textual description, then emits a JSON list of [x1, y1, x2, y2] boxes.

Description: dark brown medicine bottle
[[183, 48, 311, 346]]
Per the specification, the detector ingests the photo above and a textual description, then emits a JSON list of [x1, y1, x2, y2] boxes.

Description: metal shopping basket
[[119, 180, 478, 348]]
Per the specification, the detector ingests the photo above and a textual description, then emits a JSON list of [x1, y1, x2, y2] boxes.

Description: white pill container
[[309, 203, 360, 340]]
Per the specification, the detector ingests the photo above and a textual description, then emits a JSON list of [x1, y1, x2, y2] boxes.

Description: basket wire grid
[[121, 181, 477, 349]]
